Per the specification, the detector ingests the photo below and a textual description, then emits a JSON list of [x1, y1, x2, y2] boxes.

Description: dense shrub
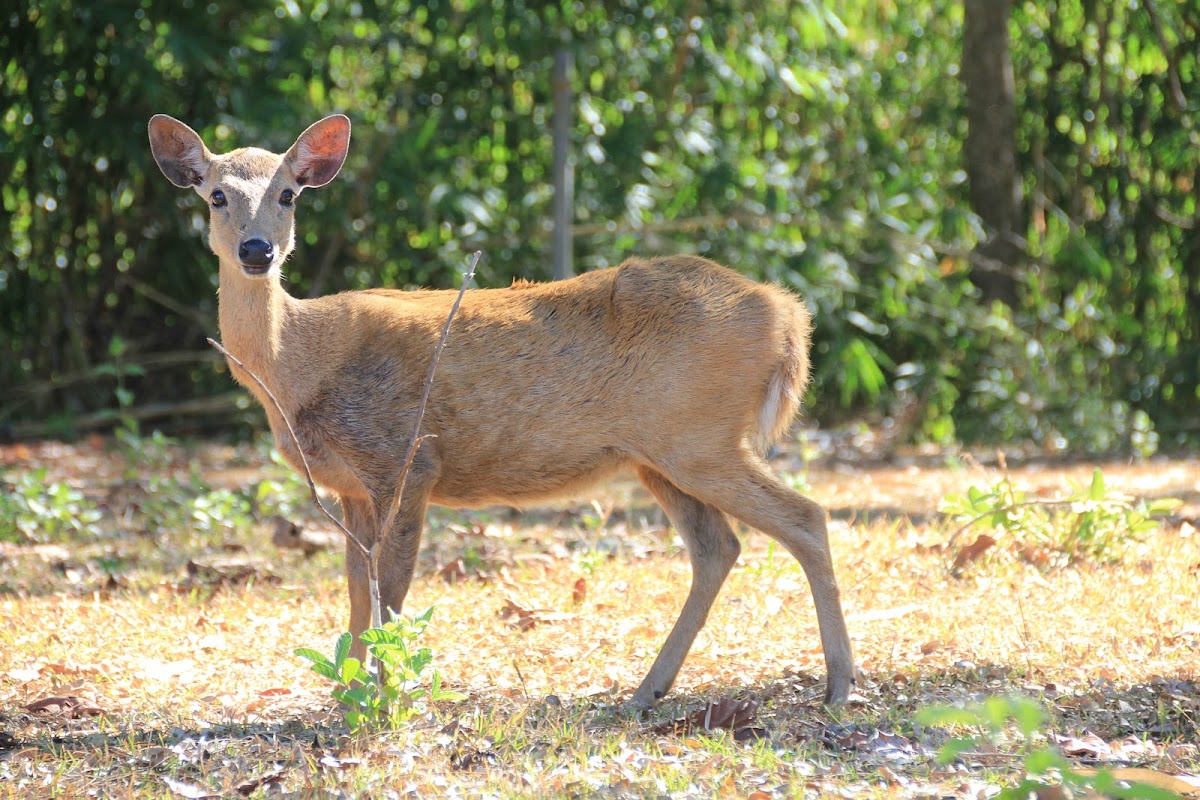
[[2, 0, 1196, 450]]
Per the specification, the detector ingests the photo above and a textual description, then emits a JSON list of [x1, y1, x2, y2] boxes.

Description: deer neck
[[216, 257, 298, 397]]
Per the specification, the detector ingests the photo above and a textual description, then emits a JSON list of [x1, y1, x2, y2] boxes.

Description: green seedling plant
[[0, 468, 101, 543], [296, 607, 465, 731], [98, 336, 180, 479], [940, 468, 1180, 568], [917, 696, 1181, 799], [253, 450, 313, 520]]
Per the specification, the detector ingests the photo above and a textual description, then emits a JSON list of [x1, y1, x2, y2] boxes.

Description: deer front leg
[[340, 495, 377, 663], [342, 483, 431, 665], [374, 485, 432, 625]]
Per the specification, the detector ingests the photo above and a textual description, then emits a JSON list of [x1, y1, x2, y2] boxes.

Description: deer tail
[[755, 309, 812, 454]]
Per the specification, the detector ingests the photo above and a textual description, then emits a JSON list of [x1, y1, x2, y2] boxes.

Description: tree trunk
[[962, 0, 1023, 307]]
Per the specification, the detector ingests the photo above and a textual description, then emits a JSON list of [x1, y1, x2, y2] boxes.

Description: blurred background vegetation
[[1, 0, 1197, 453]]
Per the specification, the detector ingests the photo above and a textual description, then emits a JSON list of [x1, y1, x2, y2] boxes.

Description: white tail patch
[[755, 370, 793, 453]]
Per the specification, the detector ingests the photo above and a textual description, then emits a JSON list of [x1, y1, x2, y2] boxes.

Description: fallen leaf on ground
[[185, 556, 279, 588], [161, 776, 220, 799], [952, 533, 996, 573], [23, 696, 103, 718], [497, 598, 576, 630], [318, 753, 362, 771], [234, 766, 285, 796], [440, 558, 468, 584], [651, 697, 766, 741], [1057, 732, 1111, 760], [269, 515, 339, 556], [572, 577, 587, 605], [820, 725, 919, 762]]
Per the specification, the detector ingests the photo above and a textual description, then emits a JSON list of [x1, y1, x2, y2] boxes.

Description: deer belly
[[430, 446, 628, 508]]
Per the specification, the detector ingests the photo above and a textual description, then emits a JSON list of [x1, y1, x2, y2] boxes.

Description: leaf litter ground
[[1, 436, 1198, 798]]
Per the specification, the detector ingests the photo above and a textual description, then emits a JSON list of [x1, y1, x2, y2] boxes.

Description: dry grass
[[1, 438, 1198, 798]]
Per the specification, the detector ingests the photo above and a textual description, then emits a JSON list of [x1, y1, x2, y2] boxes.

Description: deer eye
[[210, 190, 227, 208], [280, 188, 295, 207]]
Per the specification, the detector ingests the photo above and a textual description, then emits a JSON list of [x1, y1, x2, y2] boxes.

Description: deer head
[[147, 114, 351, 278]]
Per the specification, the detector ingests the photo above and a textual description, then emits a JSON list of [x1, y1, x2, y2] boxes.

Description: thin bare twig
[[368, 250, 480, 626], [210, 249, 480, 639], [206, 337, 373, 560], [377, 250, 482, 540]]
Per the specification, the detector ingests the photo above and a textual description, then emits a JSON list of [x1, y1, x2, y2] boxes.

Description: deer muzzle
[[238, 238, 275, 275]]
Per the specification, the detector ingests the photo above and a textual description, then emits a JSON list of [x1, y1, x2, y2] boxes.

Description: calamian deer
[[148, 113, 855, 707]]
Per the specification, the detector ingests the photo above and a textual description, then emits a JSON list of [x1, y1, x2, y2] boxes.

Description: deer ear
[[286, 114, 351, 187], [148, 115, 212, 188]]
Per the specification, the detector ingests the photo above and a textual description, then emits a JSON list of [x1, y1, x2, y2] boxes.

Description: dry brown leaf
[[23, 695, 103, 718], [440, 558, 468, 584], [572, 577, 587, 606], [497, 598, 576, 630], [43, 660, 103, 676], [651, 697, 765, 741], [821, 726, 917, 761], [185, 556, 279, 587], [953, 533, 996, 572], [269, 515, 339, 556], [1057, 732, 1111, 760], [234, 766, 285, 796]]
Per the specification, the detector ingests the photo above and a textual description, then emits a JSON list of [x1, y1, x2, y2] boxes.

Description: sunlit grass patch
[[0, 440, 1197, 797]]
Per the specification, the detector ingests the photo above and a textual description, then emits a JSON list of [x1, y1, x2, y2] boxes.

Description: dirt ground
[[1, 436, 1198, 798]]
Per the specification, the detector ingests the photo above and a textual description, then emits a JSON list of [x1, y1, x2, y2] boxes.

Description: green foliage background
[[2, 0, 1197, 450]]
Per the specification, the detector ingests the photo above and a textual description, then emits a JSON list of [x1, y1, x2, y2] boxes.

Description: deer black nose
[[238, 238, 274, 271]]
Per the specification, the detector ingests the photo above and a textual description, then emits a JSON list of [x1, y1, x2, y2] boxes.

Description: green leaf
[[308, 662, 341, 682], [1010, 699, 1047, 737], [1146, 498, 1182, 514], [338, 656, 364, 685], [294, 647, 333, 669], [333, 632, 352, 668], [915, 705, 983, 727], [1089, 469, 1106, 501], [360, 628, 403, 646], [935, 737, 978, 765], [1024, 748, 1067, 774]]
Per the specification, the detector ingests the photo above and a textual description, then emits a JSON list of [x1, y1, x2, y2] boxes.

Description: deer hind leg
[[667, 454, 855, 705], [630, 466, 742, 708]]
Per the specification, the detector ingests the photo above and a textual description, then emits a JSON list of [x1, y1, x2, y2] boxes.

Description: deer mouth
[[240, 262, 273, 277]]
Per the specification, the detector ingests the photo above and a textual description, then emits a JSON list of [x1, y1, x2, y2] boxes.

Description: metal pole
[[551, 48, 574, 280]]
